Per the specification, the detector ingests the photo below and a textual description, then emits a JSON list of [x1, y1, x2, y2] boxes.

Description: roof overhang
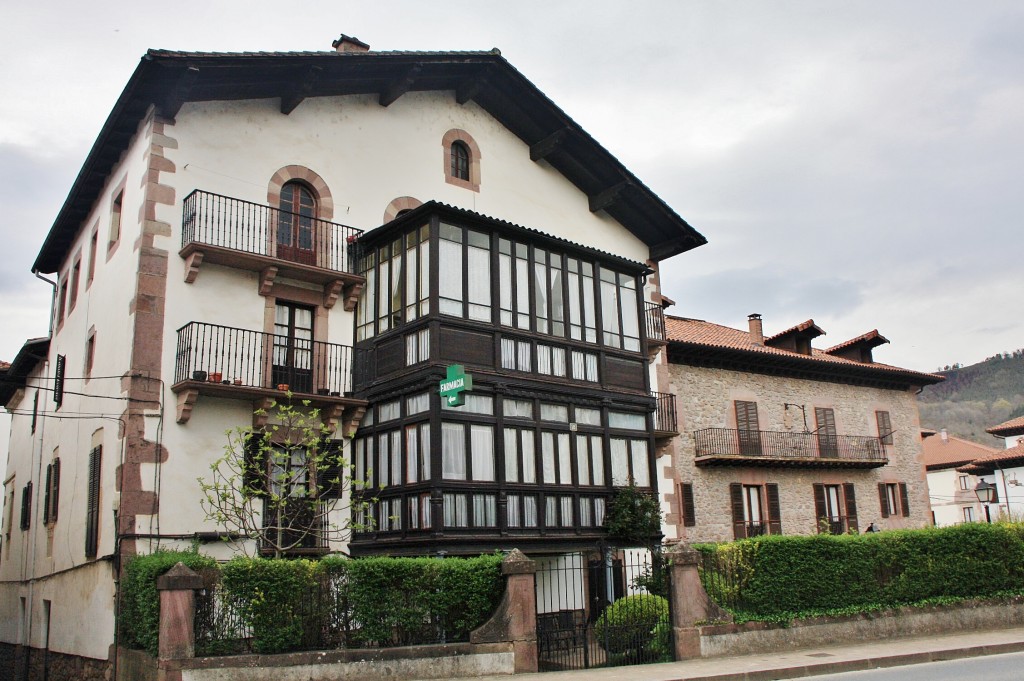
[[0, 337, 50, 405], [34, 50, 706, 273]]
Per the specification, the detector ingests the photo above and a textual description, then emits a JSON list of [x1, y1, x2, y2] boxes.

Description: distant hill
[[918, 350, 1024, 445]]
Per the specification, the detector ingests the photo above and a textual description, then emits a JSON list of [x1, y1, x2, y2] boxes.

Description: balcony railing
[[182, 190, 362, 274], [694, 428, 887, 468], [174, 322, 354, 396], [652, 391, 678, 435], [644, 302, 666, 344]]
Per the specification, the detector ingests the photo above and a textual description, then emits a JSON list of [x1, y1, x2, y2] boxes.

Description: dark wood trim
[[530, 128, 570, 161], [159, 66, 199, 119], [280, 65, 323, 115], [589, 181, 632, 213], [378, 64, 423, 107]]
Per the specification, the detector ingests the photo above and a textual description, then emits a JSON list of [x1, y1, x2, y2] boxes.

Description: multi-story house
[[0, 36, 704, 675], [957, 416, 1024, 520], [920, 429, 994, 525], [657, 313, 942, 543]]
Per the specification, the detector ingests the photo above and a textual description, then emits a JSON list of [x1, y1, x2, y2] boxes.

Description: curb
[[666, 639, 1024, 681]]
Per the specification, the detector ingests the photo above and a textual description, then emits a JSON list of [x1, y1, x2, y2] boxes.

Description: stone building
[[657, 314, 942, 543], [0, 35, 705, 676]]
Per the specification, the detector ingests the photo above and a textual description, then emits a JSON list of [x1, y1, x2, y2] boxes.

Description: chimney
[[332, 34, 370, 53], [748, 314, 764, 345], [940, 428, 948, 443]]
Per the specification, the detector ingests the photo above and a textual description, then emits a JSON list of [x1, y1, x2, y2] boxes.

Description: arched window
[[277, 181, 317, 265], [451, 141, 470, 181]]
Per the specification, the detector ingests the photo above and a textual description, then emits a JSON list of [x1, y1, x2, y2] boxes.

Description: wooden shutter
[[843, 482, 858, 533], [20, 482, 32, 530], [242, 432, 268, 497], [899, 482, 910, 517], [729, 483, 745, 539], [766, 484, 782, 535], [813, 483, 827, 531], [318, 439, 345, 500], [43, 464, 53, 525], [878, 483, 890, 518], [815, 408, 838, 457], [85, 445, 102, 558], [50, 458, 60, 523], [680, 483, 696, 527], [735, 401, 762, 456], [875, 411, 893, 445]]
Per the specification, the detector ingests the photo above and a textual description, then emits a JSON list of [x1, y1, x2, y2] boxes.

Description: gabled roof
[[765, 319, 825, 345], [958, 441, 1024, 475], [987, 416, 1024, 438], [664, 316, 943, 389], [33, 48, 706, 273], [0, 337, 50, 405], [921, 432, 1000, 471], [826, 329, 890, 355]]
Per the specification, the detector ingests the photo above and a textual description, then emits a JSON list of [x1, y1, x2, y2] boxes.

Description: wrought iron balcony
[[694, 427, 888, 469], [644, 302, 667, 347], [179, 191, 365, 307], [170, 322, 366, 427], [652, 391, 678, 437]]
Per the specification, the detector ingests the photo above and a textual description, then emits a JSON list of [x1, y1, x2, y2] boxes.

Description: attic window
[[442, 129, 481, 192], [451, 142, 470, 180]]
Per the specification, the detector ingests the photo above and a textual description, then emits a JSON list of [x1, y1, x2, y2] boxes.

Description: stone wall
[[663, 364, 931, 543], [0, 643, 109, 681]]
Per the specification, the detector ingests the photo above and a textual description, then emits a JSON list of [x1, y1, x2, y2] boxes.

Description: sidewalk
[[454, 625, 1024, 681]]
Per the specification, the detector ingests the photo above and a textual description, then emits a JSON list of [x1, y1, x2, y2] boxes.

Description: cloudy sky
[[1, 0, 1022, 380]]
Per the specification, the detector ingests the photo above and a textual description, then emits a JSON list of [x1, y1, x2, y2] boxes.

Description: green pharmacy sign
[[439, 364, 473, 407]]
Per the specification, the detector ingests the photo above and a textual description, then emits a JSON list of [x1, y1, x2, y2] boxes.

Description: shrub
[[119, 549, 218, 656], [220, 557, 318, 653], [593, 594, 669, 656]]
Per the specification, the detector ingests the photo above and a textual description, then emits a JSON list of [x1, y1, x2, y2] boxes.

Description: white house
[[920, 429, 994, 526], [0, 35, 704, 677]]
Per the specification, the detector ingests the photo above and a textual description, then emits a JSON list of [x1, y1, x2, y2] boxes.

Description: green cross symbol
[[439, 364, 473, 407]]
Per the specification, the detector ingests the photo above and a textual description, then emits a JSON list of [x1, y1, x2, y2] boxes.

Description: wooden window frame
[[85, 445, 102, 558], [875, 410, 893, 445], [813, 482, 858, 534], [442, 129, 481, 192]]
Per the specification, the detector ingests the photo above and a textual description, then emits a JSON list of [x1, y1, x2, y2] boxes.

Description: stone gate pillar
[[155, 562, 204, 660], [470, 549, 538, 673]]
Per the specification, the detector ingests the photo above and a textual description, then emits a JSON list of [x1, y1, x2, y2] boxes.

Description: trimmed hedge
[[120, 552, 504, 656], [697, 522, 1024, 619], [119, 549, 218, 656]]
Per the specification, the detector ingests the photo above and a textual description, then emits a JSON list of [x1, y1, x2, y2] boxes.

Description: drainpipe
[[32, 270, 58, 336]]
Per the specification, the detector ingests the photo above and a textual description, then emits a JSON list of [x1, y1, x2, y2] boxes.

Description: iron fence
[[694, 546, 751, 613], [644, 302, 666, 344], [534, 549, 672, 670], [652, 392, 677, 434], [694, 428, 887, 463], [182, 189, 362, 274], [174, 321, 355, 395]]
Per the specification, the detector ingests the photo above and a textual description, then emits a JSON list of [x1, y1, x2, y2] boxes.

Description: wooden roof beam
[[530, 128, 571, 162], [378, 64, 422, 107], [280, 65, 323, 115], [456, 76, 488, 105], [589, 180, 632, 213], [159, 66, 199, 120]]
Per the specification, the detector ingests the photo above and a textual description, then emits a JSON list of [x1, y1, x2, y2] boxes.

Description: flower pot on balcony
[[233, 378, 243, 386], [221, 380, 231, 385], [277, 384, 289, 391], [192, 370, 207, 382], [209, 372, 223, 383], [317, 388, 330, 396]]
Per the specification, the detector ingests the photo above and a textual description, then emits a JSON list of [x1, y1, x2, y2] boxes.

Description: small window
[[84, 331, 96, 378], [503, 398, 533, 419], [109, 190, 123, 248], [19, 482, 32, 531], [574, 408, 601, 426], [441, 394, 494, 415], [69, 255, 82, 313], [85, 445, 102, 558], [451, 141, 470, 181], [963, 506, 975, 523], [56, 280, 68, 326], [959, 475, 970, 491], [878, 482, 910, 518], [405, 328, 430, 366], [406, 392, 430, 415], [680, 482, 696, 527], [87, 226, 98, 284], [540, 403, 568, 422], [378, 400, 400, 422]]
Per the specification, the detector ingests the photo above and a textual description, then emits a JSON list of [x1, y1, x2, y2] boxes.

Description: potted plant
[[192, 370, 208, 382], [233, 378, 243, 386], [209, 372, 223, 383], [276, 383, 289, 391]]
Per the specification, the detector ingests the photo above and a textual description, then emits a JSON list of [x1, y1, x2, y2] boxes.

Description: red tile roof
[[921, 432, 1000, 470], [765, 319, 824, 343], [664, 316, 943, 385], [958, 441, 1024, 474], [0, 361, 9, 370], [987, 416, 1024, 437], [826, 329, 889, 354]]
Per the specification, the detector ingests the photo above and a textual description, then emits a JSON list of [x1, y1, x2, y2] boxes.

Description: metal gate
[[534, 548, 671, 670]]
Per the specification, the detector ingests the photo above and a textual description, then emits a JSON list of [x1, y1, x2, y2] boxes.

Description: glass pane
[[442, 422, 466, 480], [470, 425, 495, 481], [406, 392, 429, 414], [575, 408, 601, 426], [503, 398, 533, 419], [545, 496, 557, 527], [631, 439, 649, 486], [576, 435, 590, 486], [524, 496, 538, 527], [406, 426, 419, 483], [504, 429, 519, 482], [540, 403, 568, 422], [541, 432, 556, 484], [609, 411, 645, 430], [557, 433, 571, 485], [610, 438, 629, 486], [507, 494, 521, 528], [560, 496, 573, 527], [521, 431, 536, 483], [590, 437, 605, 486]]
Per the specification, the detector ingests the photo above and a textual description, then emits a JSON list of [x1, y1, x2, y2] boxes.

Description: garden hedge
[[697, 522, 1024, 619]]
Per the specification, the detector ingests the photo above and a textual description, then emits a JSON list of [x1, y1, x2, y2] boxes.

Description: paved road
[[796, 650, 1024, 681]]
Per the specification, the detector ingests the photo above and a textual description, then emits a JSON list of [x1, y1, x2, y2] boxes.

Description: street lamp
[[975, 481, 997, 523]]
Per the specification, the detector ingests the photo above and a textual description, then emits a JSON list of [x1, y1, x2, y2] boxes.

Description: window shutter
[[899, 482, 910, 517], [729, 483, 745, 539], [20, 482, 32, 530], [735, 401, 762, 456], [85, 445, 102, 558], [843, 482, 858, 533], [318, 439, 345, 500], [878, 483, 890, 518], [242, 432, 268, 497], [766, 484, 782, 535], [875, 411, 893, 445], [43, 464, 53, 525], [681, 483, 696, 527], [813, 483, 826, 530], [50, 458, 60, 522]]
